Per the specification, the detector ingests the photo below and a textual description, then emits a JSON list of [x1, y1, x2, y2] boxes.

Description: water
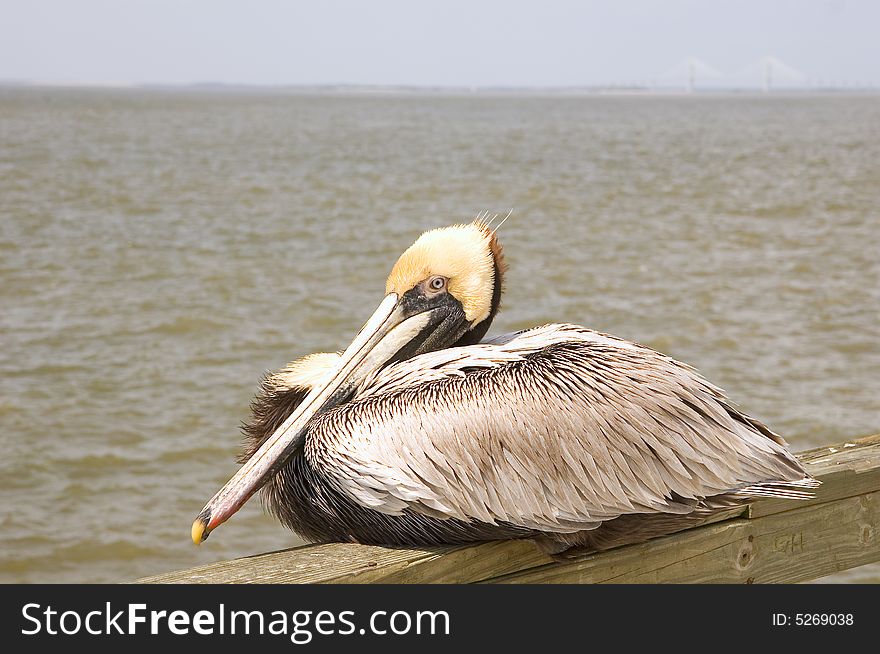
[[1, 88, 878, 583]]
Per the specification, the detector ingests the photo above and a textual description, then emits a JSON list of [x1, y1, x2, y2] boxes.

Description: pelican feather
[[243, 323, 816, 554]]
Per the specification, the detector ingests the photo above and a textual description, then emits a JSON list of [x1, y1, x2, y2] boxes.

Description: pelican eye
[[427, 276, 447, 292]]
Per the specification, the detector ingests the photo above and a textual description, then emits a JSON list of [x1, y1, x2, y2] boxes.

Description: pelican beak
[[191, 289, 469, 544]]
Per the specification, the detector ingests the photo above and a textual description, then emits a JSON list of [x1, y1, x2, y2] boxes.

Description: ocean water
[[1, 88, 877, 583]]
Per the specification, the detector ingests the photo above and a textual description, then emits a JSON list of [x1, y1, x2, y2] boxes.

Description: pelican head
[[191, 221, 506, 543]]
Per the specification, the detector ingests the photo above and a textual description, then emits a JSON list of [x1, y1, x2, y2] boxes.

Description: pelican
[[191, 220, 817, 556]]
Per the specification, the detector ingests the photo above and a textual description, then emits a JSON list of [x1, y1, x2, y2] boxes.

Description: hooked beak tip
[[191, 516, 210, 545]]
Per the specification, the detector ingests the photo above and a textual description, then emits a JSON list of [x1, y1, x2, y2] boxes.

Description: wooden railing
[[137, 434, 880, 584]]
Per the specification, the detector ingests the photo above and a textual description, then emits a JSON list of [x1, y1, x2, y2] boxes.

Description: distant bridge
[[657, 55, 810, 92]]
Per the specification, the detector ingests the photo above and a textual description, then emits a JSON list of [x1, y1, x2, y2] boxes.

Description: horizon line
[[2, 79, 879, 94]]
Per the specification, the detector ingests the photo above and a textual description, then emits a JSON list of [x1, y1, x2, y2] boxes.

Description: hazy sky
[[2, 0, 878, 87]]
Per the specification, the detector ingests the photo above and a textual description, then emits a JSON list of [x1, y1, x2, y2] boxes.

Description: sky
[[1, 0, 878, 87]]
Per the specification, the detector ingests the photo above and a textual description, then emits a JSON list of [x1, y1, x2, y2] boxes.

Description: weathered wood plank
[[489, 490, 879, 583], [135, 433, 880, 584], [137, 540, 552, 585]]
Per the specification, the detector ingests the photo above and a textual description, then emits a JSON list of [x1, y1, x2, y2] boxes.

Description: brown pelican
[[191, 220, 817, 556]]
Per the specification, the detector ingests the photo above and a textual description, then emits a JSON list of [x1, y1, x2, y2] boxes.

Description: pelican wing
[[305, 324, 813, 533]]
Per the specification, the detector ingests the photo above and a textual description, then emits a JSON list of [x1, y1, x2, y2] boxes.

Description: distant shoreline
[[2, 80, 879, 97]]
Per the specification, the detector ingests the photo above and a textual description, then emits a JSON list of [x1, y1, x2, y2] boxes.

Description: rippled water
[[1, 88, 878, 583]]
